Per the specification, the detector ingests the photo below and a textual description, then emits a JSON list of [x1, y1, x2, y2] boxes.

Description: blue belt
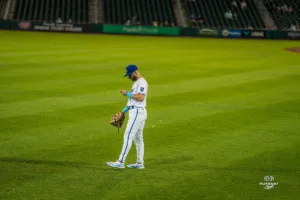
[[127, 106, 144, 110]]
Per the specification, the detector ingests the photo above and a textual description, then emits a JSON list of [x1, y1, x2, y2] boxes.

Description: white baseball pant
[[119, 108, 147, 164]]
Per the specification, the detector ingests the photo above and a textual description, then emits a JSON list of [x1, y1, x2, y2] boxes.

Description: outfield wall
[[0, 20, 103, 33], [0, 20, 299, 40]]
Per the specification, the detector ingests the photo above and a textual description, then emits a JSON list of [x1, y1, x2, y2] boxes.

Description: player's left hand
[[120, 90, 127, 96]]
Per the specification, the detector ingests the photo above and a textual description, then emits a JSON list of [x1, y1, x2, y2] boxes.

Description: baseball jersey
[[127, 78, 148, 108]]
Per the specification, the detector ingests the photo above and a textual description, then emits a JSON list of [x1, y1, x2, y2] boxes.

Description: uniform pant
[[119, 108, 147, 163]]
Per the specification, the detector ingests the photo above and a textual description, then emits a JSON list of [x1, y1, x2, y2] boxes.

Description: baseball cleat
[[106, 161, 125, 169], [127, 163, 145, 169]]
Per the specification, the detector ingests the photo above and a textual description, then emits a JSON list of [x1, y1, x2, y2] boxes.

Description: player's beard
[[129, 74, 137, 81]]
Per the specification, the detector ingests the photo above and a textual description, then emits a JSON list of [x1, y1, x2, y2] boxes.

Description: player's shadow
[[0, 157, 121, 171]]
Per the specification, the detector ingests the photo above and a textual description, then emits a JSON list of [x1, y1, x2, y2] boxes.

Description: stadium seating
[[13, 0, 88, 23], [104, 0, 177, 26], [264, 0, 300, 30], [0, 0, 8, 19], [9, 0, 299, 30], [184, 0, 265, 29]]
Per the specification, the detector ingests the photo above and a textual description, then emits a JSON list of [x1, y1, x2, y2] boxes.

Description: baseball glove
[[110, 112, 125, 132]]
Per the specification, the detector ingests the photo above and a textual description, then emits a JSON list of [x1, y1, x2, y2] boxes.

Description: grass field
[[0, 31, 300, 200]]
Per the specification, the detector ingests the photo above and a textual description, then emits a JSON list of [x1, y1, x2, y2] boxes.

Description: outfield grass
[[0, 31, 300, 200]]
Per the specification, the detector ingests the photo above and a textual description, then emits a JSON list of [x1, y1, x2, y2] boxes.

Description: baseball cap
[[124, 64, 138, 77]]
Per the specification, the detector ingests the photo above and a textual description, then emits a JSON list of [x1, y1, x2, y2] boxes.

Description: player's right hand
[[120, 90, 127, 96]]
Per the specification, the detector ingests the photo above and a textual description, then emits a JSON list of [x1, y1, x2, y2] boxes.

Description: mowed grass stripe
[[0, 48, 271, 73], [1, 84, 298, 159], [1, 102, 298, 172], [1, 62, 254, 86], [0, 55, 138, 70], [0, 65, 284, 103], [0, 53, 135, 68], [0, 75, 298, 138], [0, 55, 269, 83], [0, 47, 230, 58], [0, 48, 150, 57], [1, 30, 298, 49], [0, 65, 299, 117], [149, 99, 300, 154], [148, 87, 299, 134], [0, 58, 174, 77], [152, 74, 300, 106]]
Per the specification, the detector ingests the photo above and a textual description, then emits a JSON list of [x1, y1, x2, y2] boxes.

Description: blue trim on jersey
[[120, 109, 139, 163]]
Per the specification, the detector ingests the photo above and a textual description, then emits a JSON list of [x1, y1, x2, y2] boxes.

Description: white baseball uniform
[[119, 77, 148, 164]]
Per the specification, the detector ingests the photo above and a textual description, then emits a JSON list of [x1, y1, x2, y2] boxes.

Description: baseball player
[[107, 64, 148, 169]]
